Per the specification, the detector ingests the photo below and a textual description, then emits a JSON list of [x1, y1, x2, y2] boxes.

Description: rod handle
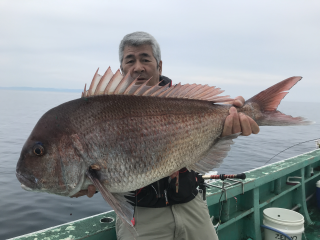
[[202, 173, 246, 180]]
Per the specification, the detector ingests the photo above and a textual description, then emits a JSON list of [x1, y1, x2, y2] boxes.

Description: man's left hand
[[221, 96, 260, 137], [70, 185, 96, 198]]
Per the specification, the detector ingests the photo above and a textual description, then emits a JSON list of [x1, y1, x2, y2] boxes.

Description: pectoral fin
[[188, 133, 241, 174], [85, 167, 135, 227]]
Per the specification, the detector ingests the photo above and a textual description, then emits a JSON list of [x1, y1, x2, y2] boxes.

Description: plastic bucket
[[263, 208, 304, 240], [317, 180, 320, 209]]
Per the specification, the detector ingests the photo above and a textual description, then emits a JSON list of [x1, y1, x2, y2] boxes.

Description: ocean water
[[0, 90, 319, 239]]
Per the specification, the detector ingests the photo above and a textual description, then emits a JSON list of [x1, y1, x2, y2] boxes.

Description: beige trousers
[[116, 193, 219, 240]]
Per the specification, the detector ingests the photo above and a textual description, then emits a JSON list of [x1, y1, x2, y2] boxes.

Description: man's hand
[[70, 185, 96, 198], [221, 96, 260, 137]]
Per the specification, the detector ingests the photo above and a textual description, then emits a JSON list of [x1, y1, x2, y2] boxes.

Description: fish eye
[[33, 144, 44, 156]]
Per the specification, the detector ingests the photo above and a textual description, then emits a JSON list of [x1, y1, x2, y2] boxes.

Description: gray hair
[[119, 31, 161, 67]]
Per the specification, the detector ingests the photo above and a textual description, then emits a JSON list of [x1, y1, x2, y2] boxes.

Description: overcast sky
[[1, 0, 319, 102]]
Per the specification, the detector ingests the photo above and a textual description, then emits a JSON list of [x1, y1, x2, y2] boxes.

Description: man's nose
[[132, 61, 145, 74]]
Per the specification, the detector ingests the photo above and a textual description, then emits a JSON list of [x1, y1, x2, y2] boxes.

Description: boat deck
[[10, 149, 320, 240], [305, 204, 320, 239]]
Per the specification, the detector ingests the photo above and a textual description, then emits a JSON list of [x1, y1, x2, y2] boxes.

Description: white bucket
[[263, 208, 304, 240]]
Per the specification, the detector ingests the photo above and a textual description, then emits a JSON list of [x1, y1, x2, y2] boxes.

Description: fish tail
[[245, 76, 313, 126]]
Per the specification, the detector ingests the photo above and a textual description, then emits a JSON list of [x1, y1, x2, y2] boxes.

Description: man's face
[[121, 44, 162, 86]]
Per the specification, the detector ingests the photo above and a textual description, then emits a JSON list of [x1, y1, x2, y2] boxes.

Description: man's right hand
[[221, 96, 260, 137], [70, 184, 96, 198]]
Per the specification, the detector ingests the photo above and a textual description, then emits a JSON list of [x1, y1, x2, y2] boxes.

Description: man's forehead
[[123, 44, 154, 58], [124, 52, 151, 59]]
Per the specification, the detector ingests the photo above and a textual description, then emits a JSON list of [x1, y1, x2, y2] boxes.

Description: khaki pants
[[116, 193, 219, 240]]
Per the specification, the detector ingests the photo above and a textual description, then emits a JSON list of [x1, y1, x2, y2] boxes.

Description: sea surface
[[0, 89, 319, 239]]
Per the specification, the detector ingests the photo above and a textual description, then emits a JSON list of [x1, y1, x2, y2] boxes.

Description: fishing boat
[[11, 145, 320, 240]]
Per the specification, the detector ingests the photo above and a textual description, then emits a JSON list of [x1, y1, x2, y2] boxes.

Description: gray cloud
[[1, 0, 319, 102]]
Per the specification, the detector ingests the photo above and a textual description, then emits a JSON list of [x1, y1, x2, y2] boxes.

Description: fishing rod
[[201, 139, 319, 186], [263, 138, 320, 166], [201, 173, 246, 181], [202, 139, 319, 182]]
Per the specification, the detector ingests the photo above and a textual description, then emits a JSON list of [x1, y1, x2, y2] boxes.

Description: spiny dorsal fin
[[87, 68, 101, 96], [81, 67, 234, 103], [94, 67, 113, 95]]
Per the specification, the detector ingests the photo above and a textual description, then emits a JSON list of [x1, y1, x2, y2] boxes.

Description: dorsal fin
[[87, 68, 101, 96], [94, 67, 113, 95], [104, 69, 123, 94], [81, 67, 234, 103]]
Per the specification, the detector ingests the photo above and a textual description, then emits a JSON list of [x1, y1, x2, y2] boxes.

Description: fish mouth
[[16, 171, 39, 190], [21, 184, 34, 191]]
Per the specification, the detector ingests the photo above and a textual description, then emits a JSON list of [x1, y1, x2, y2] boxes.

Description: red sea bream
[[16, 68, 311, 225]]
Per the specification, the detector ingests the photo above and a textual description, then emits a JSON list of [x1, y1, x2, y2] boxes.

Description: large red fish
[[16, 68, 311, 225]]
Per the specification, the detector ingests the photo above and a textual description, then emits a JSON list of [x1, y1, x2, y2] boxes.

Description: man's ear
[[120, 65, 123, 75], [158, 60, 162, 75]]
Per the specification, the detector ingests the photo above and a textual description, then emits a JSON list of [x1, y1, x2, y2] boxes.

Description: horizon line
[[0, 86, 82, 93]]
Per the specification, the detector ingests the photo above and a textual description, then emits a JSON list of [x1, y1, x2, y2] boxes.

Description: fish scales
[[65, 95, 228, 192]]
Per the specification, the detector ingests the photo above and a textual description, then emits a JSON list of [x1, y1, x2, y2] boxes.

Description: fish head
[[16, 107, 86, 197]]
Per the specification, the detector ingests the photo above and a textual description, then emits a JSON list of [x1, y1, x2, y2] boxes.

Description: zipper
[[157, 181, 161, 198]]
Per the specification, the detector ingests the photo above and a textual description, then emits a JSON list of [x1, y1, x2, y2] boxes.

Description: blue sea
[[0, 89, 319, 239]]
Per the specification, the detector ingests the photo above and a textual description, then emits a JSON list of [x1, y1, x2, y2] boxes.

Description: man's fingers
[[230, 107, 241, 134], [221, 114, 233, 137], [232, 96, 245, 108], [248, 116, 260, 134], [222, 106, 260, 137], [239, 113, 251, 136], [70, 189, 87, 198], [87, 185, 96, 198], [69, 185, 97, 198], [239, 114, 260, 136]]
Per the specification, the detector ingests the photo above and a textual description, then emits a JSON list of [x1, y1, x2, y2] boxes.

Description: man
[[72, 32, 259, 239]]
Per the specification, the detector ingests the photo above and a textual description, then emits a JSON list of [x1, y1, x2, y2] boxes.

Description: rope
[[215, 190, 225, 235]]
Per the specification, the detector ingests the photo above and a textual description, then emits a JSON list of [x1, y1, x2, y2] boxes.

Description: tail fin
[[245, 76, 313, 126]]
